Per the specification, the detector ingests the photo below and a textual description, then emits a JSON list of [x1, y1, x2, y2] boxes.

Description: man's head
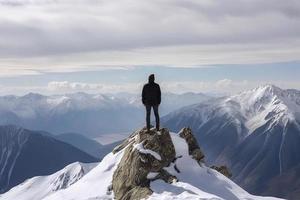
[[148, 74, 155, 83]]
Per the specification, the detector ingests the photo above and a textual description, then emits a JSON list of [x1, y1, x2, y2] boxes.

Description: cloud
[[47, 81, 142, 94], [44, 80, 300, 95], [1, 78, 300, 96], [0, 0, 299, 71], [161, 79, 300, 94], [0, 65, 133, 77]]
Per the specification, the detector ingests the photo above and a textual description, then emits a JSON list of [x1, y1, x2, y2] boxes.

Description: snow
[[134, 142, 162, 161], [46, 96, 70, 106], [147, 172, 159, 179], [148, 133, 283, 200], [0, 162, 97, 200], [167, 85, 300, 141], [1, 130, 284, 200], [0, 92, 212, 122], [43, 150, 124, 200]]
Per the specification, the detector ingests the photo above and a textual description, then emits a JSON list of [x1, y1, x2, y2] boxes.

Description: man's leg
[[153, 105, 160, 130], [146, 105, 151, 131]]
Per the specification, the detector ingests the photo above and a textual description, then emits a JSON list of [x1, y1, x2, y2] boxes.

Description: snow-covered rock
[[1, 127, 284, 200]]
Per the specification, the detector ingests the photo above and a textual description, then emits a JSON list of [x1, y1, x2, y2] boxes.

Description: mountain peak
[[253, 84, 283, 95], [111, 127, 233, 200], [258, 84, 281, 90], [22, 92, 45, 99]]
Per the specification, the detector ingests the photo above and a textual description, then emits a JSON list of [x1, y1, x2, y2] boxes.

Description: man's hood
[[148, 74, 155, 83]]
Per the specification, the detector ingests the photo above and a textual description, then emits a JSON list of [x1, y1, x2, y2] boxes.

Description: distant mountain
[[128, 92, 212, 115], [0, 92, 212, 137], [0, 125, 97, 193], [162, 85, 300, 199], [0, 92, 143, 137], [0, 162, 97, 200], [56, 133, 121, 159]]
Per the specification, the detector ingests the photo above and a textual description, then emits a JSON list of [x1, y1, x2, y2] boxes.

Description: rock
[[156, 169, 178, 184], [112, 130, 139, 154], [210, 165, 232, 178], [112, 127, 176, 200], [112, 127, 232, 200], [179, 127, 205, 163], [179, 128, 232, 179], [121, 186, 153, 200]]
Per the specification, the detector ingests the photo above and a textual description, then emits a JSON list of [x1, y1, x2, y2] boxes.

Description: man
[[142, 74, 161, 131]]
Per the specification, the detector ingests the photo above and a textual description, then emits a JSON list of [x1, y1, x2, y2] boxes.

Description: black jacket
[[142, 81, 161, 106]]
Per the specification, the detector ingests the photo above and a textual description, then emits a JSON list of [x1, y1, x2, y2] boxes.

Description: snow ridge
[[0, 162, 97, 200]]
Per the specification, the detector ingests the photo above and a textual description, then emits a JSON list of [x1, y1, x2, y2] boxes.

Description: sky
[[0, 0, 299, 95]]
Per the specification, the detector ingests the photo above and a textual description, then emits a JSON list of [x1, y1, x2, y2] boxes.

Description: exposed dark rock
[[112, 127, 176, 200], [156, 169, 178, 184], [179, 127, 205, 163], [121, 186, 153, 200], [211, 165, 232, 178]]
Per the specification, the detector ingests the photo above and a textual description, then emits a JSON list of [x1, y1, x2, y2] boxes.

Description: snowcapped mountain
[[0, 92, 211, 137], [0, 125, 97, 193], [0, 162, 97, 200], [0, 92, 143, 137], [0, 128, 282, 200], [161, 85, 300, 199]]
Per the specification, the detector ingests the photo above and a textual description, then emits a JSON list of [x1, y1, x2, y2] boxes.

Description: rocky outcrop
[[111, 127, 231, 200], [210, 165, 232, 178], [179, 127, 205, 163], [112, 128, 176, 200], [179, 128, 231, 178]]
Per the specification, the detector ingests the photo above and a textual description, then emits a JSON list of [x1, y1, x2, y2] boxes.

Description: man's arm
[[158, 85, 161, 105], [142, 85, 146, 105]]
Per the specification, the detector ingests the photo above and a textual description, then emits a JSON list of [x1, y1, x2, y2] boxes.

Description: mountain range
[[161, 85, 300, 199], [0, 92, 211, 137], [1, 85, 299, 199]]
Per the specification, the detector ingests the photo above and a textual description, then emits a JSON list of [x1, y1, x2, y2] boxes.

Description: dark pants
[[145, 105, 160, 130]]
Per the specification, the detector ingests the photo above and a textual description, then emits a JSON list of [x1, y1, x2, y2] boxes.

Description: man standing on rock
[[142, 74, 161, 131]]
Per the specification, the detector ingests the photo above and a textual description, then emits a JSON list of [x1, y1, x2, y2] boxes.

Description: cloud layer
[[1, 79, 299, 96], [0, 0, 300, 73]]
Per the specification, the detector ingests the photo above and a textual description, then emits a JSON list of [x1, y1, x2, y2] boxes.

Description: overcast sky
[[0, 0, 299, 95]]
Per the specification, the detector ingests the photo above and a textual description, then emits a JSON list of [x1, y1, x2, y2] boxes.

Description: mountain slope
[[262, 163, 300, 200], [2, 127, 283, 200], [55, 133, 104, 159], [0, 162, 97, 200], [0, 125, 97, 193], [56, 133, 122, 159], [161, 85, 300, 198]]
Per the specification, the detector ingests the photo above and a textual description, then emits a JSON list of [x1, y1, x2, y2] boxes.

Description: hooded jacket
[[142, 75, 161, 106]]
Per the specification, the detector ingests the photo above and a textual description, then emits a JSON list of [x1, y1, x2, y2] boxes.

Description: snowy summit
[[0, 127, 284, 200]]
